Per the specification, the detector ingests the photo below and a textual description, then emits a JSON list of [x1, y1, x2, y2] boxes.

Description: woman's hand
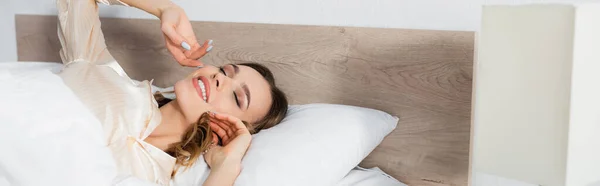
[[204, 112, 252, 173], [118, 0, 213, 67], [159, 6, 213, 67]]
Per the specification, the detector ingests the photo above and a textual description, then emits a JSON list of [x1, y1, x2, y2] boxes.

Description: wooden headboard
[[16, 14, 474, 186]]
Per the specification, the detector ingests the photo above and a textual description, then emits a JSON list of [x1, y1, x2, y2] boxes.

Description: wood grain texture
[[16, 14, 474, 186]]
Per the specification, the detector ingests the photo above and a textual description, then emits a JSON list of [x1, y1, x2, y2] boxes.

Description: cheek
[[173, 79, 212, 122], [208, 98, 227, 113], [207, 95, 246, 122], [208, 97, 237, 115]]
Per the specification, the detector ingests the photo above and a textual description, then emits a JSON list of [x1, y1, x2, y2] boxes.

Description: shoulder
[[59, 60, 160, 139]]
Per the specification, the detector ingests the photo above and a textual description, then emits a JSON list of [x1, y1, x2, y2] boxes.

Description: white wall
[[566, 4, 600, 186], [474, 5, 575, 185], [473, 3, 600, 186], [1, 0, 598, 62]]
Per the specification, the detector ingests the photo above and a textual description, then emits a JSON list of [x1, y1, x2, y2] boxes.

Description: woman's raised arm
[[57, 0, 119, 65], [117, 0, 213, 67], [57, 0, 211, 67]]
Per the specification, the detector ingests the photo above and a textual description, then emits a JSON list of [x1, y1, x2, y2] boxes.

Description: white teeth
[[197, 80, 208, 102]]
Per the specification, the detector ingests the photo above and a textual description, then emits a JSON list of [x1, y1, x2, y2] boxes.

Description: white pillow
[[173, 103, 398, 186]]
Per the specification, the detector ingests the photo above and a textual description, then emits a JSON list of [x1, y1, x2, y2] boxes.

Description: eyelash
[[220, 67, 241, 108], [233, 92, 241, 107], [219, 67, 226, 76]]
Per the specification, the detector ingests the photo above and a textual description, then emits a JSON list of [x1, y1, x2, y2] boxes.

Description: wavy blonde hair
[[168, 112, 213, 167], [153, 93, 214, 177]]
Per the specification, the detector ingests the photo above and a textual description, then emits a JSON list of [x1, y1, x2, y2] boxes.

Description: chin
[[173, 78, 211, 121]]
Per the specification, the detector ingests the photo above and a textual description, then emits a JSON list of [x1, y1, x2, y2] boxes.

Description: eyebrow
[[232, 64, 240, 75], [242, 84, 251, 110]]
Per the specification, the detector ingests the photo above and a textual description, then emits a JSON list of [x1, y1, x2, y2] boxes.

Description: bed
[[15, 15, 474, 186]]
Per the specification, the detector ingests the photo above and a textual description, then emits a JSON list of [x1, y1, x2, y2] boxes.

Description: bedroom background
[[1, 0, 598, 186]]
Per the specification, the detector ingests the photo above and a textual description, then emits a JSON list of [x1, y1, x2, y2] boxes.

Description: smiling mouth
[[193, 76, 210, 102]]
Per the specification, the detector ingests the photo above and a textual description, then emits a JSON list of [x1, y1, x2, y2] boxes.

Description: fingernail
[[181, 41, 191, 50], [196, 65, 204, 68], [206, 46, 213, 52], [210, 111, 218, 115], [208, 40, 214, 45]]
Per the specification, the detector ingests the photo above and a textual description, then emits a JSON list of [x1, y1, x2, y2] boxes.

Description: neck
[[146, 100, 190, 151]]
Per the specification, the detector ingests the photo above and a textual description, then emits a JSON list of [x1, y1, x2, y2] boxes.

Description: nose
[[214, 73, 230, 92]]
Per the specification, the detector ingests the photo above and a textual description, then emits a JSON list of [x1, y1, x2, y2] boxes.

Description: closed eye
[[233, 92, 241, 108], [220, 66, 241, 108], [219, 67, 226, 76]]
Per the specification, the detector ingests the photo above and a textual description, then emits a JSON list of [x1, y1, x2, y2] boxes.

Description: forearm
[[118, 0, 177, 17], [202, 161, 241, 186]]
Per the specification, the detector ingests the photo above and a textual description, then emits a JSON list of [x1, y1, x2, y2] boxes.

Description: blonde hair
[[154, 93, 213, 176], [168, 112, 213, 167]]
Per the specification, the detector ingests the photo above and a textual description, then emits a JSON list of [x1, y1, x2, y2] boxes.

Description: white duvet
[[0, 62, 159, 186]]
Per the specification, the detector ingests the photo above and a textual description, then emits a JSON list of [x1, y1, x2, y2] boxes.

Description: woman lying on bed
[[56, 0, 287, 185]]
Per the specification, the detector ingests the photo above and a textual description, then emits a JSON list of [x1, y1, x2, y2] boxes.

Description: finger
[[210, 117, 234, 138], [181, 58, 204, 67], [161, 24, 191, 51], [165, 38, 204, 67], [209, 116, 234, 134], [211, 132, 219, 145], [223, 132, 236, 146], [224, 137, 232, 147], [187, 40, 213, 60], [210, 122, 230, 144], [209, 122, 229, 143], [209, 118, 236, 146], [213, 113, 248, 131], [186, 41, 203, 54], [209, 122, 230, 140], [186, 45, 210, 60], [213, 131, 225, 146], [209, 122, 226, 139], [211, 112, 237, 124], [165, 41, 187, 62]]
